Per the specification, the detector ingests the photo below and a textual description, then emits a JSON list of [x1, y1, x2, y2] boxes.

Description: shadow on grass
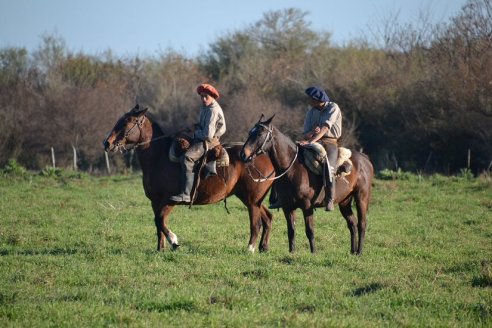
[[0, 247, 79, 256], [472, 276, 492, 287], [0, 247, 125, 257], [242, 269, 269, 279], [351, 282, 385, 297], [296, 303, 316, 313], [136, 300, 197, 313], [278, 256, 294, 265]]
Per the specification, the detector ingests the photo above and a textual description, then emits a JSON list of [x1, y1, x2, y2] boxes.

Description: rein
[[247, 146, 298, 182], [246, 124, 299, 182], [135, 135, 168, 148]]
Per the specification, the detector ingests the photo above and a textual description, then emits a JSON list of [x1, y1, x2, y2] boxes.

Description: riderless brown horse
[[103, 104, 274, 252], [240, 115, 374, 255]]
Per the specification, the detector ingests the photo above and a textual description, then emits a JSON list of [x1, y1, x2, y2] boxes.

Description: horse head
[[103, 104, 148, 152], [240, 114, 275, 162]]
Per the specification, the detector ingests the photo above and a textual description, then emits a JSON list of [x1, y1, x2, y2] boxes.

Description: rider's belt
[[320, 136, 338, 145]]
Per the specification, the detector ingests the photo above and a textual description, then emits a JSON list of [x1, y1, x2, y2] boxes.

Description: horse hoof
[[259, 246, 269, 253]]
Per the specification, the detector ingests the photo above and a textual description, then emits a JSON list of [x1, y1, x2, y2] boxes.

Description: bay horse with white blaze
[[240, 115, 374, 255], [103, 105, 274, 252]]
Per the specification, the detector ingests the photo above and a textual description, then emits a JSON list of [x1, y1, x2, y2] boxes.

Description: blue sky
[[0, 0, 468, 57]]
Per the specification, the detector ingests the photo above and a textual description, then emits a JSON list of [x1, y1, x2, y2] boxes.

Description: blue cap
[[305, 86, 329, 103]]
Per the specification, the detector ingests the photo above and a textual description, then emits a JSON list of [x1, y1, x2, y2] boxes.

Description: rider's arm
[[308, 126, 329, 144]]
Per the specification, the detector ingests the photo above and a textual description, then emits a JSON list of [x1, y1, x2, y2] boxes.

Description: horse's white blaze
[[167, 231, 178, 245], [248, 244, 255, 253]]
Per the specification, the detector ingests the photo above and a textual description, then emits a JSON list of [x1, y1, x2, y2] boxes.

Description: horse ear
[[131, 104, 147, 116], [131, 103, 140, 112], [257, 114, 265, 123], [135, 107, 148, 116], [264, 114, 275, 125]]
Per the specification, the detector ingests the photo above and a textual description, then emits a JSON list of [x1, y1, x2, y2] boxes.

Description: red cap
[[196, 83, 220, 99]]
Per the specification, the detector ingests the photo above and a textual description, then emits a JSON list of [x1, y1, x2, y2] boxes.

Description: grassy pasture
[[0, 171, 491, 327]]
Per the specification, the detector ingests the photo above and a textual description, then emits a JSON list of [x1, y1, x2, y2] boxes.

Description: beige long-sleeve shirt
[[194, 100, 226, 142]]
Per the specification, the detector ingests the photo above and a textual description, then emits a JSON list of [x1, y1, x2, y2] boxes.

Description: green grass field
[[0, 170, 491, 327]]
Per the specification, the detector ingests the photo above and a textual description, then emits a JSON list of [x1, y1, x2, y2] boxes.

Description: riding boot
[[169, 172, 194, 203], [268, 183, 282, 209], [325, 165, 336, 212], [325, 179, 336, 211]]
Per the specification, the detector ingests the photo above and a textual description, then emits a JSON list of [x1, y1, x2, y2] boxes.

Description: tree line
[[1, 0, 490, 174]]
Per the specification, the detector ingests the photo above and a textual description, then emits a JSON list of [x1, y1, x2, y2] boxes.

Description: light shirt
[[303, 102, 342, 139], [194, 100, 226, 141]]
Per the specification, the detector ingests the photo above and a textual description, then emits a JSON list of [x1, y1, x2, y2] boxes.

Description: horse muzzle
[[103, 139, 110, 151], [103, 137, 119, 152]]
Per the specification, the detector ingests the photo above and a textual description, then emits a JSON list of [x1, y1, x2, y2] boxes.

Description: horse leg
[[302, 208, 316, 253], [259, 205, 273, 252], [154, 215, 165, 251], [339, 197, 358, 254], [283, 208, 296, 253], [354, 192, 369, 256], [246, 205, 262, 253], [154, 204, 179, 251]]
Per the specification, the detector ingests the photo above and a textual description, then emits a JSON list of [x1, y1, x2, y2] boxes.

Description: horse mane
[[143, 111, 189, 143], [144, 112, 167, 137], [272, 126, 298, 151]]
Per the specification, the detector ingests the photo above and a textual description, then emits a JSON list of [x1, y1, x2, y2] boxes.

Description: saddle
[[169, 135, 229, 176], [302, 143, 353, 177]]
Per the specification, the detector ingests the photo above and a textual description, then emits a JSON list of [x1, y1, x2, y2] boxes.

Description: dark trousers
[[323, 142, 338, 202], [182, 141, 206, 173], [179, 141, 205, 196]]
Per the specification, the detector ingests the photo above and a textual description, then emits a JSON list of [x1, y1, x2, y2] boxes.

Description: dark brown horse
[[103, 105, 274, 252], [240, 116, 374, 255]]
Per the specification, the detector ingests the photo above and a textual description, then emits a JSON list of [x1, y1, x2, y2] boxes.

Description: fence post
[[467, 149, 471, 169], [105, 151, 111, 174], [129, 149, 134, 172], [51, 147, 56, 168], [73, 145, 78, 171]]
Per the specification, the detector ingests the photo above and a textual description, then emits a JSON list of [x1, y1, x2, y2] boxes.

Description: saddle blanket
[[302, 143, 352, 176]]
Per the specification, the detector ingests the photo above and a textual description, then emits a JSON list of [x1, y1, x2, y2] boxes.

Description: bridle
[[245, 123, 298, 182], [113, 114, 162, 152], [113, 114, 144, 151], [246, 123, 273, 157]]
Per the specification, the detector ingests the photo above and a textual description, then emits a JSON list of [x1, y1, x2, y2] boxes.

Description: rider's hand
[[313, 126, 321, 134]]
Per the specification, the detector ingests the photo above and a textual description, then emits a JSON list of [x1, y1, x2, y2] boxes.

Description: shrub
[[40, 166, 63, 177], [457, 168, 474, 180], [377, 168, 419, 181], [2, 159, 26, 176]]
